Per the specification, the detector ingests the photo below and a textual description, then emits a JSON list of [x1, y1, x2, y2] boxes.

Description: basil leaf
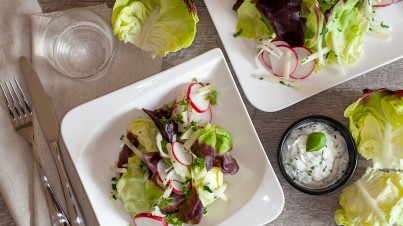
[[306, 132, 327, 152]]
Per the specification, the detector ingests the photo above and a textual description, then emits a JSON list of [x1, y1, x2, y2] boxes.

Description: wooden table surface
[[1, 1, 402, 225]]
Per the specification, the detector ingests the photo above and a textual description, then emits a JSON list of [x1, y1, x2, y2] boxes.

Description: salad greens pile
[[233, 0, 391, 72], [110, 81, 239, 225], [334, 89, 403, 226], [112, 0, 198, 58]]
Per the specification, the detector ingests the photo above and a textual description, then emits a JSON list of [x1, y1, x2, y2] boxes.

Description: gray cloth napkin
[[0, 0, 42, 225], [0, 3, 162, 226]]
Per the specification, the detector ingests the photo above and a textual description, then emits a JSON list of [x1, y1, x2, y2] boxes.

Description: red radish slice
[[269, 45, 298, 77], [171, 173, 184, 195], [271, 40, 290, 47], [172, 142, 193, 166], [134, 213, 168, 226], [261, 51, 272, 69], [291, 47, 315, 79], [187, 83, 209, 113], [188, 107, 212, 127], [373, 0, 394, 7], [156, 159, 171, 186], [261, 40, 290, 69]]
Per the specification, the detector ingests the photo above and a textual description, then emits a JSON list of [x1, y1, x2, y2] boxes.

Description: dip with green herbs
[[282, 122, 349, 189]]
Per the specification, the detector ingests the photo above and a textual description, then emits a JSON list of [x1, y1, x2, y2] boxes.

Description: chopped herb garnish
[[233, 28, 243, 37], [160, 116, 170, 125], [259, 77, 264, 80], [323, 165, 327, 172], [112, 194, 117, 200], [175, 114, 184, 124], [208, 90, 218, 105], [310, 166, 315, 170], [120, 135, 124, 140], [192, 78, 198, 83], [381, 21, 389, 28], [191, 158, 205, 170], [111, 177, 116, 181], [112, 183, 117, 191], [203, 207, 208, 215], [203, 185, 213, 193]]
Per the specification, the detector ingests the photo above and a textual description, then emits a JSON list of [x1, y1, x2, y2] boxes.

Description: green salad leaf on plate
[[112, 0, 198, 58]]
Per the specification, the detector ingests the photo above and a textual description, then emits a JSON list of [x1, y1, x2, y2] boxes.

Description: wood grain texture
[[1, 0, 402, 225]]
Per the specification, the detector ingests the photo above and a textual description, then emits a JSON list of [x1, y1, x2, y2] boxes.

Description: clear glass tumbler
[[43, 9, 114, 79]]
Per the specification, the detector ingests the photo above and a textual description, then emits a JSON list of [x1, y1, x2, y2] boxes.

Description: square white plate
[[61, 48, 284, 226], [204, 0, 403, 112]]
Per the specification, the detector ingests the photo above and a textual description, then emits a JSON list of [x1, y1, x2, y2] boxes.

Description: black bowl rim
[[278, 115, 358, 195]]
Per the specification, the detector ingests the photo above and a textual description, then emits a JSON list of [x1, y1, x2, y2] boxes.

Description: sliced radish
[[156, 159, 171, 186], [261, 50, 272, 69], [188, 107, 212, 127], [271, 40, 290, 47], [172, 142, 193, 166], [134, 213, 168, 226], [171, 173, 185, 195], [187, 83, 210, 113], [269, 45, 298, 77], [291, 47, 315, 79], [373, 0, 394, 7]]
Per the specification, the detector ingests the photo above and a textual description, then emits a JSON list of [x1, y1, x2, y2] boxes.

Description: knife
[[20, 57, 87, 226]]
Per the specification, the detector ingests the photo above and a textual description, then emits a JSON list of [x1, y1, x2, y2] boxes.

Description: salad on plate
[[109, 80, 239, 226], [233, 0, 395, 86]]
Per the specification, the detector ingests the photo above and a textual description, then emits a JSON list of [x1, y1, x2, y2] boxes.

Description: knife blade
[[20, 57, 87, 226]]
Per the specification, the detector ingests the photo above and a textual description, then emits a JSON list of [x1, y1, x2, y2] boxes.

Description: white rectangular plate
[[61, 49, 284, 226], [204, 0, 403, 112]]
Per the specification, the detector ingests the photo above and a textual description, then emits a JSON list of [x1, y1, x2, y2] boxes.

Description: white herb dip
[[282, 122, 349, 189]]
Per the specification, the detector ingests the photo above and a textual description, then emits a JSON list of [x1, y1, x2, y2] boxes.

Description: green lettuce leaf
[[303, 0, 324, 50], [116, 156, 163, 215], [334, 167, 403, 226], [234, 0, 273, 39], [344, 89, 403, 170], [322, 0, 369, 65], [112, 0, 198, 58], [198, 123, 233, 155], [128, 118, 159, 153]]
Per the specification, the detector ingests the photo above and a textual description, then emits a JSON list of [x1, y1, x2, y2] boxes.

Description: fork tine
[[0, 83, 16, 119], [14, 78, 32, 114], [5, 81, 22, 118], [10, 79, 28, 116]]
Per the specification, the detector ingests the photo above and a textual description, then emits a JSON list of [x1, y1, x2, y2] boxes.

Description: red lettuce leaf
[[176, 186, 204, 224], [143, 152, 162, 177], [256, 0, 305, 46], [142, 108, 177, 143], [213, 153, 239, 175], [159, 195, 186, 214], [191, 143, 216, 171]]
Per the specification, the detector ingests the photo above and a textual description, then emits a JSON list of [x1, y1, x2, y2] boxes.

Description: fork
[[1, 78, 71, 226]]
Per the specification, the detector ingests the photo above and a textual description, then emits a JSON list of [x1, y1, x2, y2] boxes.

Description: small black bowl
[[278, 115, 357, 195]]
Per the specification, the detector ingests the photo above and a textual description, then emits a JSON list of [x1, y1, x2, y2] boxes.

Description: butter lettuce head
[[344, 89, 403, 170], [234, 0, 273, 39], [334, 167, 403, 226], [116, 156, 163, 215], [112, 0, 198, 58]]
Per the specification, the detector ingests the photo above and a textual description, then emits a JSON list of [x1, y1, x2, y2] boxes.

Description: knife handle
[[48, 140, 87, 226]]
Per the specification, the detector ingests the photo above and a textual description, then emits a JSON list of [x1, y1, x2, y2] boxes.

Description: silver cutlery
[[20, 57, 86, 226], [0, 79, 70, 226]]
